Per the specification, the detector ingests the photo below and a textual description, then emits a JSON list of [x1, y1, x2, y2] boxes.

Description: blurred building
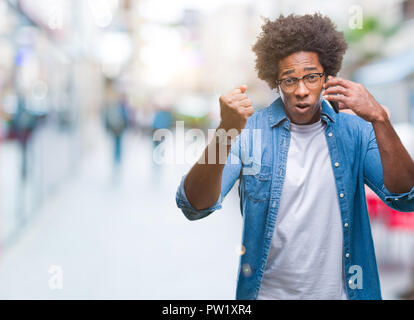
[[353, 0, 414, 125], [0, 0, 134, 247]]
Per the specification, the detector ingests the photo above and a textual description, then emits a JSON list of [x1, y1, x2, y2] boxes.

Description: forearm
[[184, 131, 232, 210], [372, 115, 414, 193], [183, 84, 253, 210]]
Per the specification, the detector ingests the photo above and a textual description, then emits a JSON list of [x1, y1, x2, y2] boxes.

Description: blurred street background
[[0, 0, 414, 299]]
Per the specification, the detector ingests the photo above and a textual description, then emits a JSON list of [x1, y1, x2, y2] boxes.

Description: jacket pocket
[[243, 164, 272, 202]]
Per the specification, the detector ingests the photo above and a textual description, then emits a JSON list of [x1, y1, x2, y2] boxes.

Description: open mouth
[[295, 104, 311, 110]]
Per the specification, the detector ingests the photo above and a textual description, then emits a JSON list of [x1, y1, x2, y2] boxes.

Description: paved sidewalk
[[0, 131, 411, 299], [0, 133, 243, 299]]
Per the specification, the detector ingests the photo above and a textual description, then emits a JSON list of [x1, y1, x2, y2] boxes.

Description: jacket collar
[[268, 97, 336, 127]]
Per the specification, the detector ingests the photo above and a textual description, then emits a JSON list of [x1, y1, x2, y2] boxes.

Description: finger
[[238, 99, 252, 108], [231, 93, 248, 101], [324, 86, 349, 96], [338, 102, 348, 110], [340, 109, 356, 115], [323, 93, 348, 104], [230, 88, 242, 95], [230, 85, 248, 95], [324, 77, 352, 89], [241, 106, 255, 116]]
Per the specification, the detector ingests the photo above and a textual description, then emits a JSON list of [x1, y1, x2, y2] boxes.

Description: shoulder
[[336, 111, 372, 132], [335, 111, 374, 142]]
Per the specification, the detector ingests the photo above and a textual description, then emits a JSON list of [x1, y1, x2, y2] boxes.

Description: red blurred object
[[366, 186, 414, 230]]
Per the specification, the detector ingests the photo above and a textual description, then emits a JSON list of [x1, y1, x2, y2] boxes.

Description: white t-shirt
[[257, 119, 348, 300]]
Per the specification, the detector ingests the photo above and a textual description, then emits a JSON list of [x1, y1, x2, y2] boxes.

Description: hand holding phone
[[323, 77, 339, 113]]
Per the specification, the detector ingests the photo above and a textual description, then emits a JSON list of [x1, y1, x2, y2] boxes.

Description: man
[[175, 13, 414, 300]]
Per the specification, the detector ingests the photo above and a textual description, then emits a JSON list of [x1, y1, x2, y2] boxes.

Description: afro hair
[[252, 13, 348, 89]]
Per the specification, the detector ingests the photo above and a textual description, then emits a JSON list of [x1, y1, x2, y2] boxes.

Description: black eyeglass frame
[[276, 72, 326, 91]]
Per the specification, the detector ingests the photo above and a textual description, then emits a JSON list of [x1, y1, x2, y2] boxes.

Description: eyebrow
[[280, 67, 319, 77]]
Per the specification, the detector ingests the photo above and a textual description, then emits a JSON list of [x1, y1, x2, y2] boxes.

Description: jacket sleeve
[[175, 135, 242, 221], [363, 124, 414, 212]]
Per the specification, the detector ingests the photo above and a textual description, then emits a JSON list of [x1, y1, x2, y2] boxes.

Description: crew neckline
[[290, 119, 324, 133]]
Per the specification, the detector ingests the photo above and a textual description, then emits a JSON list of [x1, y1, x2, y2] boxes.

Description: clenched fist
[[218, 85, 254, 134]]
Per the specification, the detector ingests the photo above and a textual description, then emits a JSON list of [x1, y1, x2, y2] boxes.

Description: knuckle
[[236, 107, 244, 116]]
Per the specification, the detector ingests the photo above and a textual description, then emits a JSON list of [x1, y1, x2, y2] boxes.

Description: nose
[[294, 79, 309, 98]]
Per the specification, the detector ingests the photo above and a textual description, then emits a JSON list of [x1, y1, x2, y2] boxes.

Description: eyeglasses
[[277, 72, 325, 93]]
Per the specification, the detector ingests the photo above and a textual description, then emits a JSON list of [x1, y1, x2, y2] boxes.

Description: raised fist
[[218, 85, 254, 134]]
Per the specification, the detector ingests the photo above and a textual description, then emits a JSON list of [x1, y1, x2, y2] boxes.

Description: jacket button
[[328, 132, 333, 137], [340, 193, 345, 198], [334, 162, 340, 167]]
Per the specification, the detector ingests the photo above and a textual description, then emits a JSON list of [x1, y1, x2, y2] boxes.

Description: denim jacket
[[175, 97, 414, 300]]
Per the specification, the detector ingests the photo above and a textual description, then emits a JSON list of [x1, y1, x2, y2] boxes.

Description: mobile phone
[[323, 78, 339, 113], [329, 99, 339, 113]]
